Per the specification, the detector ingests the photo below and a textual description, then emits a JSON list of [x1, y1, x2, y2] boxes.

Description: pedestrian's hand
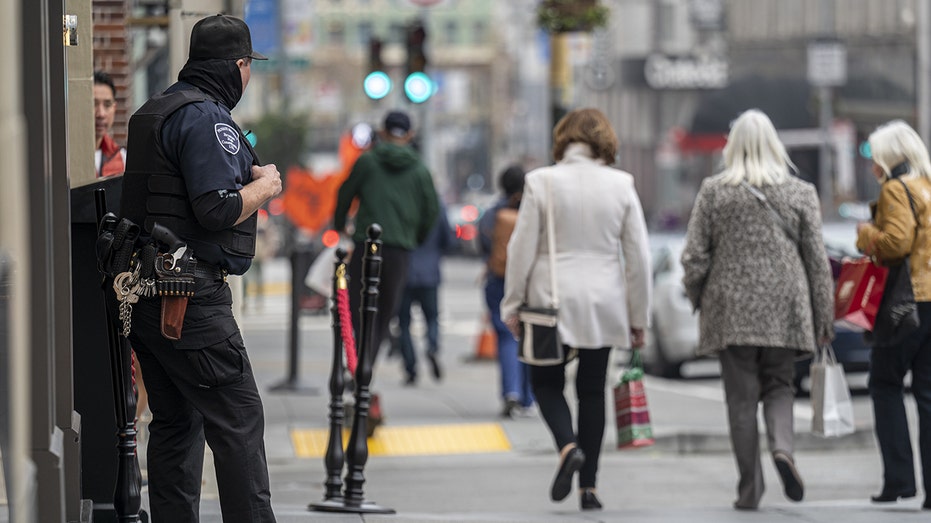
[[630, 328, 645, 348], [505, 314, 521, 339], [252, 163, 282, 197], [818, 335, 833, 347]]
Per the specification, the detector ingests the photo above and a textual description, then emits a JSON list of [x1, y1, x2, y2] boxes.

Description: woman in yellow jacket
[[856, 119, 931, 510]]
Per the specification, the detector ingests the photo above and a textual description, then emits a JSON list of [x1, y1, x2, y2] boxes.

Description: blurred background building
[[98, 0, 929, 225]]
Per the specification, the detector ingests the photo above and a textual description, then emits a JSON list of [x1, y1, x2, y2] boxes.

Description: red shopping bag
[[834, 257, 888, 330], [614, 350, 655, 449]]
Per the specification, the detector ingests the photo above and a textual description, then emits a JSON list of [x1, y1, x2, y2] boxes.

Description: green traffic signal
[[363, 71, 392, 100], [404, 72, 433, 103]]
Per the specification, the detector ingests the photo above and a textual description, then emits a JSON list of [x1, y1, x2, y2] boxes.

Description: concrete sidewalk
[[168, 257, 927, 522], [0, 260, 920, 522]]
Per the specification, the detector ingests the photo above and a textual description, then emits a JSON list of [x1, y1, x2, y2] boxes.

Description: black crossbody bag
[[868, 178, 920, 347]]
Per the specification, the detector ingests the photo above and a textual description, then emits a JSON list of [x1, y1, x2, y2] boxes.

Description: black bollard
[[94, 188, 143, 523], [308, 247, 349, 511], [313, 225, 394, 514], [268, 246, 319, 395]]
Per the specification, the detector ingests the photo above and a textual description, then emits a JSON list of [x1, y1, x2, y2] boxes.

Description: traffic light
[[363, 37, 391, 100], [404, 20, 434, 103], [369, 37, 384, 73], [405, 22, 427, 75]]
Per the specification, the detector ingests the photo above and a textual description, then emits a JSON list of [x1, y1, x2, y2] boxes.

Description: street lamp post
[[808, 1, 844, 218]]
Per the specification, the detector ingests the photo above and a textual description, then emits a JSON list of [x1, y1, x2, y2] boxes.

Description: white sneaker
[[517, 405, 538, 418]]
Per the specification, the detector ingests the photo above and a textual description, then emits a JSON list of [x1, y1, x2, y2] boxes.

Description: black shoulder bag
[[868, 178, 920, 348]]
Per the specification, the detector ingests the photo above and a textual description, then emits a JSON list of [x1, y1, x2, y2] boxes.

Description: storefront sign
[[644, 54, 728, 89]]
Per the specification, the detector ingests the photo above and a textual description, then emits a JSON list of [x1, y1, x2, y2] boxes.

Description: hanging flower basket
[[537, 0, 610, 34]]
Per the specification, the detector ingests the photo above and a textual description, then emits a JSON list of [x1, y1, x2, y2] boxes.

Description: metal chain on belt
[[112, 258, 157, 337]]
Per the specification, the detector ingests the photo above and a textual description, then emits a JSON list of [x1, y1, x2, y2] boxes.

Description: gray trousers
[[719, 345, 797, 508]]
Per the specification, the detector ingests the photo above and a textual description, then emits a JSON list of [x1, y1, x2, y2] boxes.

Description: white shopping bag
[[304, 245, 338, 298], [810, 344, 855, 438]]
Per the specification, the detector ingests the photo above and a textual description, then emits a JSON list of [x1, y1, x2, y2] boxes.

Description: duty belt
[[192, 261, 227, 281]]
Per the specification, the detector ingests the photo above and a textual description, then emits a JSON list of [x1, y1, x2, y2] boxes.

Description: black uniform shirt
[[161, 82, 254, 274]]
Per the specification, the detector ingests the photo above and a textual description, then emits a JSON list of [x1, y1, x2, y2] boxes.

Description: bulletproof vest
[[120, 89, 256, 259]]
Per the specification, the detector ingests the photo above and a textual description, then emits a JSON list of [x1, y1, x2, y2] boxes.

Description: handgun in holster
[[151, 223, 196, 340]]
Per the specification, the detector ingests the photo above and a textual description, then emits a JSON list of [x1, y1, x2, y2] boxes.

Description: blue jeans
[[869, 301, 931, 496], [484, 275, 534, 407], [398, 285, 440, 378]]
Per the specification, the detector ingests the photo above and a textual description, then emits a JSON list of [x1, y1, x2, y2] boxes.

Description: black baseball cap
[[384, 111, 412, 137], [189, 14, 268, 61]]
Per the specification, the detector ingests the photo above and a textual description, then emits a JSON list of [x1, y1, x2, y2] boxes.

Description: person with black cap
[[119, 14, 279, 522], [333, 110, 440, 400]]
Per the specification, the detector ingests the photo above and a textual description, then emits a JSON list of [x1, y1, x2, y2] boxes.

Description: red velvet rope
[[336, 287, 358, 375], [130, 350, 137, 408]]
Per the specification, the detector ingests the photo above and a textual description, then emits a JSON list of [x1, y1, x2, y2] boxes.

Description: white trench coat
[[500, 143, 652, 350]]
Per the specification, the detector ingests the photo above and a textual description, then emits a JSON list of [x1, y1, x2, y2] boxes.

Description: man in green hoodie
[[334, 110, 440, 372]]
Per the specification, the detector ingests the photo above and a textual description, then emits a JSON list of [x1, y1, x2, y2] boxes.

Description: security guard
[[119, 14, 280, 522]]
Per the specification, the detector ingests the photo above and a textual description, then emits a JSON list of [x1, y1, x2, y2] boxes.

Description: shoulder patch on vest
[[215, 123, 241, 155]]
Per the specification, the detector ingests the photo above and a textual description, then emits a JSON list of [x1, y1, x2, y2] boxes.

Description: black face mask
[[890, 162, 910, 178], [178, 58, 243, 110]]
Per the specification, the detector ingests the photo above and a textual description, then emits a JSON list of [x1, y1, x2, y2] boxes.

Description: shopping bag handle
[[619, 349, 644, 383], [814, 344, 838, 365]]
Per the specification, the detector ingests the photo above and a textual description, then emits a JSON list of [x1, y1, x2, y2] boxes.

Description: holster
[[160, 296, 188, 340], [154, 250, 196, 341]]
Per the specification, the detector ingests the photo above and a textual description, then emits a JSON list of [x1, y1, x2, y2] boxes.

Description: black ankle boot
[[580, 489, 602, 510], [870, 488, 916, 503]]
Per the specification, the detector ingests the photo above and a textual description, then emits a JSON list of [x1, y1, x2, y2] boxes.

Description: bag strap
[[815, 344, 838, 365], [619, 349, 644, 383], [544, 175, 558, 308], [895, 178, 919, 229], [741, 181, 799, 244]]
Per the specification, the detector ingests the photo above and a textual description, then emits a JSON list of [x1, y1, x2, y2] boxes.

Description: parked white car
[[640, 233, 704, 377]]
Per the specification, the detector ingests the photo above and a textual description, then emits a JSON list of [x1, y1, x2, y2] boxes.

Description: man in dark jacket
[[119, 14, 279, 522], [333, 110, 440, 368], [397, 198, 453, 385]]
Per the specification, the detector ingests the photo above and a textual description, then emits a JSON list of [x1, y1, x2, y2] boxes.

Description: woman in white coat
[[501, 108, 652, 510]]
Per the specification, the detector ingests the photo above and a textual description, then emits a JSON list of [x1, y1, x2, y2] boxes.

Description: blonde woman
[[856, 120, 931, 510], [681, 109, 834, 510], [502, 108, 651, 510]]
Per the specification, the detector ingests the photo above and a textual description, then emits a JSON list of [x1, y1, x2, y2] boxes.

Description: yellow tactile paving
[[291, 423, 511, 458], [245, 281, 289, 296]]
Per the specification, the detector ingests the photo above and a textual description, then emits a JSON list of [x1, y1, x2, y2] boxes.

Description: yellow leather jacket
[[856, 173, 931, 302]]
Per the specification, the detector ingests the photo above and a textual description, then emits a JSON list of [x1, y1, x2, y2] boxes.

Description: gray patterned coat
[[681, 175, 835, 356]]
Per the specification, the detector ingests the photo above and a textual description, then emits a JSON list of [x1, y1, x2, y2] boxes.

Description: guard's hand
[[251, 163, 282, 198], [630, 328, 645, 348], [505, 314, 521, 339]]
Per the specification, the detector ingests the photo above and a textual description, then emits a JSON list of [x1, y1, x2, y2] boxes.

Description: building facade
[[570, 0, 924, 226]]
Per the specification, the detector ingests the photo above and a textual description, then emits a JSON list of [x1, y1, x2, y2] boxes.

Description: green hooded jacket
[[333, 141, 439, 249]]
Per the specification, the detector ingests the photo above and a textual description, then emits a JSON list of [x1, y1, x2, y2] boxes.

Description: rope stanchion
[[336, 269, 358, 375], [310, 225, 394, 515], [94, 188, 144, 523], [309, 247, 351, 510]]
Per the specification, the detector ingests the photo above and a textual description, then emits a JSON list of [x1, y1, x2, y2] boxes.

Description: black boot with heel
[[580, 489, 602, 511]]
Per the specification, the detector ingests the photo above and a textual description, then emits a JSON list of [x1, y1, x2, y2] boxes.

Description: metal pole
[[309, 248, 349, 511], [818, 0, 835, 218], [268, 247, 318, 395], [918, 0, 931, 145], [819, 85, 834, 217], [339, 225, 394, 514]]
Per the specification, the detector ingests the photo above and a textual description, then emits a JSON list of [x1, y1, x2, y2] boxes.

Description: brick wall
[[93, 0, 130, 146]]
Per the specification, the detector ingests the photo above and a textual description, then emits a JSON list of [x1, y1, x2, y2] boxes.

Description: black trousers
[[348, 242, 410, 367], [128, 277, 275, 523], [869, 301, 931, 496], [530, 347, 611, 489]]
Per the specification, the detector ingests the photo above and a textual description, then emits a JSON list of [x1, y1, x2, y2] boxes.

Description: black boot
[[580, 489, 602, 511]]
